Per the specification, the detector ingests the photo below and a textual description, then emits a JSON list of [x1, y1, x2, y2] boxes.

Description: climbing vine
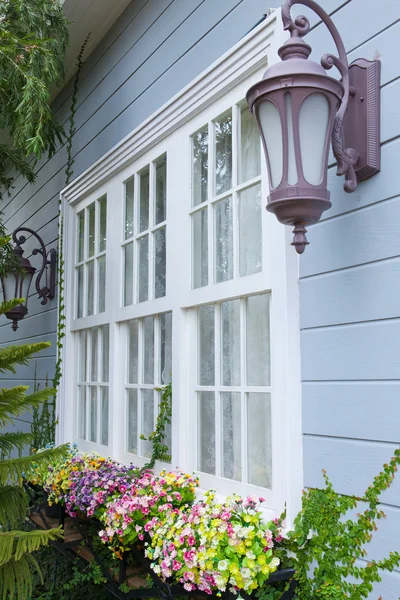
[[141, 382, 172, 469], [31, 34, 91, 446]]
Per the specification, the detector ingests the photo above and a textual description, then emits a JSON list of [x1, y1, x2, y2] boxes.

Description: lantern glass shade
[[299, 93, 330, 185], [284, 93, 298, 186], [258, 100, 283, 189]]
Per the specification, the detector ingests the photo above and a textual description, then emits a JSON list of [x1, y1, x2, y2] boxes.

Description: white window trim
[[58, 11, 303, 525]]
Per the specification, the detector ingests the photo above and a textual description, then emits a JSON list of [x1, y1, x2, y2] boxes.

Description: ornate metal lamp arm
[[281, 0, 359, 192], [13, 227, 56, 305]]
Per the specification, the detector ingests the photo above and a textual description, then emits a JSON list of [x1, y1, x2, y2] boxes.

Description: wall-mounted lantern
[[246, 0, 381, 253], [0, 228, 56, 331]]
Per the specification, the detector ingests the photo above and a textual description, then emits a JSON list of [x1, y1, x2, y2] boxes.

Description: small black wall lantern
[[246, 0, 381, 253], [0, 227, 56, 331]]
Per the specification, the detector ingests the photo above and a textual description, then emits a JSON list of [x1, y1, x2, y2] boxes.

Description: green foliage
[[285, 449, 400, 599], [141, 381, 172, 469], [0, 296, 69, 600], [0, 0, 69, 193]]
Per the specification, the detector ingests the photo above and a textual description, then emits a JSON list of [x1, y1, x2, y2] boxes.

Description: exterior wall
[[0, 0, 278, 432], [300, 0, 400, 596]]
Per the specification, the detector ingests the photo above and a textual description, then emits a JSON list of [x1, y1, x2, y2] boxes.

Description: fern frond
[[0, 527, 63, 566], [0, 487, 27, 530], [0, 553, 40, 600], [0, 386, 55, 425], [0, 433, 33, 457], [0, 444, 68, 486], [0, 342, 51, 375]]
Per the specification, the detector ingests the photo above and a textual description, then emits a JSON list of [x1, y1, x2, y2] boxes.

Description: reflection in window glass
[[124, 242, 134, 306], [239, 184, 262, 277], [247, 392, 272, 488], [155, 155, 167, 224], [192, 209, 208, 289], [138, 235, 149, 303], [239, 104, 261, 183], [154, 226, 166, 299], [215, 197, 233, 283], [77, 211, 85, 262], [198, 391, 215, 474], [192, 127, 208, 206], [222, 392, 241, 481], [198, 305, 215, 386], [99, 196, 107, 252], [246, 294, 270, 386], [215, 112, 232, 195], [125, 177, 134, 239], [139, 166, 150, 233], [88, 203, 96, 257]]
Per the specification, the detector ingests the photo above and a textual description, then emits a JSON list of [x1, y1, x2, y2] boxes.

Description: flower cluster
[[99, 470, 199, 553], [29, 443, 79, 487], [45, 453, 106, 506], [145, 491, 283, 595], [66, 459, 139, 518]]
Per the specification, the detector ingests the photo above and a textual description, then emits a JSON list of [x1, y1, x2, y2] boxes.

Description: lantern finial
[[291, 224, 309, 254]]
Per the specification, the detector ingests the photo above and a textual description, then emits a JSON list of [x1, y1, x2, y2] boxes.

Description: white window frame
[[59, 12, 303, 524]]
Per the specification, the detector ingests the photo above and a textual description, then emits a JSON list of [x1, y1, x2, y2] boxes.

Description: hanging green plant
[[140, 381, 172, 469]]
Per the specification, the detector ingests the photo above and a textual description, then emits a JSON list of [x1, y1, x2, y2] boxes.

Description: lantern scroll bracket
[[13, 227, 57, 305], [281, 0, 380, 193]]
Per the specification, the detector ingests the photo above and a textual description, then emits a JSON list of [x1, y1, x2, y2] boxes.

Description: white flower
[[217, 560, 229, 571], [270, 557, 280, 569]]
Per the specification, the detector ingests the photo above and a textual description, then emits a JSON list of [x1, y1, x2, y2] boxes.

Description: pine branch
[[0, 444, 68, 486], [0, 487, 27, 530]]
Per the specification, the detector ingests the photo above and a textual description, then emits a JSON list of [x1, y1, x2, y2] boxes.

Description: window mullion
[[240, 298, 248, 484], [208, 120, 215, 286], [215, 303, 221, 478]]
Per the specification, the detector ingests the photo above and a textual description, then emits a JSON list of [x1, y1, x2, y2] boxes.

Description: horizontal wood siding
[[0, 0, 278, 431], [301, 0, 400, 593]]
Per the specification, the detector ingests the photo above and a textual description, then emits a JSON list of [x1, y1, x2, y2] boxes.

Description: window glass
[[125, 313, 172, 459], [196, 294, 271, 488]]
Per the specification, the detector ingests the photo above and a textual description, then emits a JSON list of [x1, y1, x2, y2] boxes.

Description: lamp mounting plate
[[344, 58, 381, 182]]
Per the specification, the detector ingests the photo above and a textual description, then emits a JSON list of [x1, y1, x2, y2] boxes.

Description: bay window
[[61, 14, 301, 522]]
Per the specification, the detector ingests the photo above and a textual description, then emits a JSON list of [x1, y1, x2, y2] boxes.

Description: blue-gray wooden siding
[[0, 0, 279, 432], [300, 0, 400, 596]]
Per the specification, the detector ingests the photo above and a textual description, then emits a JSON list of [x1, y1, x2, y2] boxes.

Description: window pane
[[239, 184, 262, 276], [192, 127, 208, 206], [215, 112, 232, 195], [239, 104, 261, 183], [141, 389, 154, 458], [160, 312, 172, 384], [100, 387, 109, 446], [76, 266, 83, 318], [246, 294, 270, 386], [87, 260, 94, 316], [139, 166, 150, 233], [198, 391, 215, 475], [192, 208, 208, 289], [128, 320, 138, 384], [88, 203, 95, 258], [221, 300, 240, 386], [78, 386, 86, 439], [127, 388, 138, 454], [154, 227, 166, 299], [79, 331, 87, 381], [90, 328, 98, 382], [125, 177, 134, 239], [247, 392, 272, 488], [221, 392, 241, 481], [215, 196, 233, 283], [98, 255, 106, 313], [124, 242, 134, 306], [77, 210, 85, 262], [143, 316, 154, 384], [99, 196, 107, 252], [198, 305, 215, 386], [138, 235, 149, 303], [159, 389, 172, 461], [101, 325, 109, 383], [89, 386, 97, 443], [155, 154, 167, 224]]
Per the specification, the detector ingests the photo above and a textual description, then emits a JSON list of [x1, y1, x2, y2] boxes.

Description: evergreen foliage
[[0, 234, 68, 599], [0, 0, 69, 194]]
